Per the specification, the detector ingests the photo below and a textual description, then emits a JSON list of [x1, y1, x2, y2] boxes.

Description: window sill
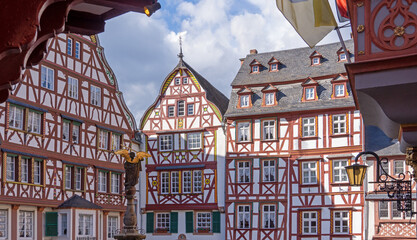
[[6, 181, 43, 187], [237, 141, 253, 144], [300, 136, 318, 140], [300, 183, 319, 187], [194, 230, 213, 235], [260, 139, 278, 142], [330, 182, 350, 186], [329, 134, 350, 138], [65, 189, 85, 193], [153, 230, 170, 235]]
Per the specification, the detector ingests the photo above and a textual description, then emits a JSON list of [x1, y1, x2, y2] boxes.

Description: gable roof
[[57, 195, 103, 209]]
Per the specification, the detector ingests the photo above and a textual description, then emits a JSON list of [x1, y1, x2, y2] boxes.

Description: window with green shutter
[[146, 212, 154, 233], [170, 212, 178, 233], [45, 212, 58, 236], [186, 212, 193, 233], [212, 211, 221, 233]]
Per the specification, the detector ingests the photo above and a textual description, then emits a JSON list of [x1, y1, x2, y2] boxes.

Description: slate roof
[[365, 125, 404, 156], [57, 195, 103, 209], [225, 40, 355, 118]]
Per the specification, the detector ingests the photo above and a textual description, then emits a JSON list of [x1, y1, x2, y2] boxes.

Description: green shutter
[[45, 212, 58, 236], [170, 212, 178, 233], [146, 212, 154, 233], [186, 211, 194, 233], [212, 211, 221, 233]]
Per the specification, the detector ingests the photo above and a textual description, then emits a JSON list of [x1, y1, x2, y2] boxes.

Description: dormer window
[[261, 84, 278, 106], [265, 93, 274, 105], [302, 77, 318, 101], [337, 47, 350, 62], [250, 59, 262, 73], [305, 88, 315, 100], [335, 84, 345, 97], [312, 57, 320, 65], [309, 51, 323, 66], [339, 53, 347, 61], [240, 95, 249, 107], [252, 65, 259, 73], [237, 87, 253, 108], [270, 64, 278, 71], [331, 74, 349, 98], [268, 57, 280, 72]]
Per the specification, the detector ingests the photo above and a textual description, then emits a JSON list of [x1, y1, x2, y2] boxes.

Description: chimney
[[250, 49, 258, 55]]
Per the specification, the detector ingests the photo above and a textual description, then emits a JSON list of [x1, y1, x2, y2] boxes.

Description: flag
[[335, 0, 349, 22], [276, 0, 337, 47]]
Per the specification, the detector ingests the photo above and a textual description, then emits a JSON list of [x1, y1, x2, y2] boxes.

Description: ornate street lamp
[[345, 151, 414, 213]]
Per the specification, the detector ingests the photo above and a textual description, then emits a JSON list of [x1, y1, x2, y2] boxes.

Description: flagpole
[[335, 26, 351, 63]]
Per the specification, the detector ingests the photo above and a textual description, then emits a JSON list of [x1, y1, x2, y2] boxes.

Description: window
[[193, 170, 202, 193], [394, 160, 405, 175], [65, 166, 72, 190], [187, 133, 201, 149], [98, 129, 109, 150], [380, 161, 389, 175], [240, 95, 249, 107], [237, 205, 250, 229], [183, 171, 192, 193], [72, 124, 80, 144], [98, 171, 108, 193], [8, 105, 24, 130], [78, 214, 93, 236], [302, 117, 315, 137], [159, 135, 173, 151], [171, 171, 179, 194], [392, 202, 402, 218], [0, 210, 7, 238], [196, 212, 211, 231], [111, 133, 121, 151], [175, 77, 180, 85], [237, 122, 250, 142], [265, 93, 275, 106], [75, 167, 82, 190], [305, 87, 315, 100], [270, 63, 278, 71], [333, 115, 346, 134], [340, 53, 347, 61], [111, 173, 120, 194], [302, 211, 317, 234], [156, 213, 170, 231], [108, 216, 118, 239], [333, 211, 349, 233], [67, 38, 73, 55], [183, 77, 188, 84], [41, 66, 54, 90], [187, 104, 194, 115], [168, 106, 175, 117], [333, 160, 348, 183], [63, 120, 81, 144], [161, 172, 169, 194], [63, 121, 70, 141], [90, 85, 101, 106], [312, 57, 320, 65], [65, 165, 84, 190], [75, 41, 80, 59], [19, 211, 34, 238], [27, 111, 41, 134], [68, 77, 78, 99], [262, 205, 276, 229], [6, 155, 16, 181], [237, 161, 250, 183], [34, 160, 41, 184], [379, 201, 389, 218], [335, 84, 345, 97], [263, 120, 275, 140], [263, 160, 275, 182], [177, 101, 185, 116], [60, 213, 67, 236], [251, 65, 259, 73], [302, 162, 317, 184], [21, 158, 29, 183]]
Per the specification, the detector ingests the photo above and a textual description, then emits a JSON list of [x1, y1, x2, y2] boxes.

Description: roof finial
[[178, 36, 184, 60]]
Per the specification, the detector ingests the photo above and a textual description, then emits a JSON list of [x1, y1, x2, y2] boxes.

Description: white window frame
[[394, 160, 405, 175], [41, 66, 54, 90], [75, 167, 82, 190], [175, 77, 180, 85], [392, 201, 402, 219], [90, 85, 101, 107], [6, 155, 16, 181], [63, 121, 70, 141], [72, 124, 80, 144], [111, 173, 120, 194], [19, 211, 34, 239], [335, 84, 345, 97], [333, 211, 349, 234], [9, 105, 24, 130], [263, 120, 275, 140], [379, 201, 389, 219], [27, 111, 41, 134], [262, 160, 275, 182], [21, 158, 29, 183], [333, 159, 348, 183], [159, 135, 173, 151], [302, 161, 317, 184], [78, 214, 93, 236], [182, 171, 192, 193], [240, 95, 249, 107], [111, 133, 121, 151], [182, 77, 188, 84], [187, 132, 201, 150], [168, 106, 175, 117], [99, 129, 109, 150], [312, 57, 320, 65], [65, 166, 72, 189], [108, 216, 118, 239], [262, 204, 276, 229], [237, 122, 250, 142], [237, 161, 250, 183], [59, 213, 68, 236], [193, 170, 202, 193], [305, 87, 315, 100], [252, 65, 259, 73], [265, 92, 275, 105], [0, 210, 7, 239], [302, 117, 315, 137], [33, 160, 41, 185], [98, 171, 107, 193], [196, 212, 211, 231], [177, 101, 185, 116], [161, 172, 169, 194], [340, 53, 347, 61], [156, 213, 170, 230], [302, 211, 317, 234], [333, 114, 346, 135], [171, 171, 179, 194], [237, 205, 250, 229], [187, 104, 194, 115], [270, 63, 277, 71], [68, 77, 78, 99]]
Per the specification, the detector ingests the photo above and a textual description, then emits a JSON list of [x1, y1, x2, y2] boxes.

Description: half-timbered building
[[224, 41, 367, 240], [0, 33, 139, 239], [139, 54, 229, 239]]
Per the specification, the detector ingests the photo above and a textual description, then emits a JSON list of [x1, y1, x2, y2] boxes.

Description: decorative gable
[[261, 84, 278, 106], [268, 57, 280, 72], [309, 51, 323, 65], [249, 59, 262, 73], [301, 77, 319, 101], [237, 87, 253, 108], [331, 74, 349, 98]]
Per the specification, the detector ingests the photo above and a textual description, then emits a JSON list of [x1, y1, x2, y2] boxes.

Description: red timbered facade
[[140, 55, 228, 239], [224, 41, 367, 240], [0, 33, 139, 239]]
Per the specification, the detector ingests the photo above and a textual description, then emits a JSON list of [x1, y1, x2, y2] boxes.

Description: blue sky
[[98, 0, 351, 125]]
